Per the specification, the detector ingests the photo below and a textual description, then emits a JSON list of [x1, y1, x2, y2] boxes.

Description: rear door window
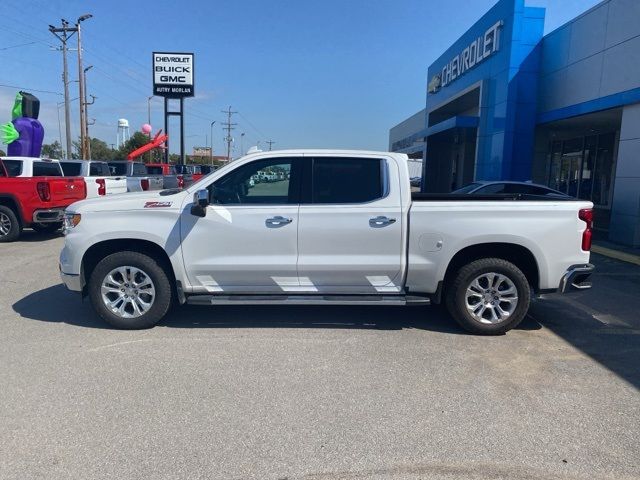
[[108, 163, 128, 176], [89, 162, 110, 176], [132, 163, 147, 176], [146, 166, 163, 175], [311, 157, 384, 204], [2, 159, 23, 177], [33, 161, 63, 176], [60, 162, 82, 176]]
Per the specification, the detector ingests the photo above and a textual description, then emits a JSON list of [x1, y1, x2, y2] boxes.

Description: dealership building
[[389, 0, 640, 246]]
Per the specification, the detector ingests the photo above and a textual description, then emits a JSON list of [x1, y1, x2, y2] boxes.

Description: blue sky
[[0, 0, 601, 156]]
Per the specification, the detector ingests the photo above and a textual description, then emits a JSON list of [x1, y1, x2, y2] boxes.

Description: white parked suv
[[59, 150, 595, 334], [59, 160, 127, 198]]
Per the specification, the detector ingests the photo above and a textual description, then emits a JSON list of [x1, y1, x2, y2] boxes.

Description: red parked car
[[0, 157, 86, 242]]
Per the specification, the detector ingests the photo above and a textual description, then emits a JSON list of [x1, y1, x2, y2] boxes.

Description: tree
[[41, 141, 64, 159], [0, 148, 5, 156], [117, 132, 151, 160], [89, 137, 114, 161]]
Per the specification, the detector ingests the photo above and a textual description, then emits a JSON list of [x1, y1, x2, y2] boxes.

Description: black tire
[[0, 205, 21, 242], [31, 221, 63, 234], [445, 258, 531, 335], [88, 251, 173, 329]]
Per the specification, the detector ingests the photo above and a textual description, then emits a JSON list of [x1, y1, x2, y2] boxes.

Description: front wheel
[[0, 205, 21, 242], [88, 251, 173, 329], [445, 258, 531, 335]]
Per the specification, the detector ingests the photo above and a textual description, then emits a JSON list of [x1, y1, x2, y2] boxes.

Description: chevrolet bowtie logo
[[428, 73, 441, 94]]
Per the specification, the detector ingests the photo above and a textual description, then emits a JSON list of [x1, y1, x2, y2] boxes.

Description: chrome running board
[[185, 294, 430, 306]]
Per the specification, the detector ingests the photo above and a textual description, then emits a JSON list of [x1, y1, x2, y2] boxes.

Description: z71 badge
[[144, 201, 172, 208]]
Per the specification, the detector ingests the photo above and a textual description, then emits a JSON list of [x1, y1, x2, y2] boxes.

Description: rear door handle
[[266, 216, 293, 228], [369, 216, 396, 228]]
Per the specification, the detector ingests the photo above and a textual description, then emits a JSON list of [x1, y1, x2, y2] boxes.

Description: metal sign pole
[[164, 97, 169, 164], [180, 97, 185, 165]]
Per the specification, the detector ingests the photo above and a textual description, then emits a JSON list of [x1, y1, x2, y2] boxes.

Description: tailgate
[[149, 177, 164, 190], [48, 177, 86, 202], [105, 177, 128, 195]]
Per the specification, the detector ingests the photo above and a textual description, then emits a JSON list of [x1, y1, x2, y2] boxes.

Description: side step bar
[[185, 294, 431, 306]]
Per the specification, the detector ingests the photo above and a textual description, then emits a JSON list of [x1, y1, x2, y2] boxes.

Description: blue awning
[[426, 116, 479, 137]]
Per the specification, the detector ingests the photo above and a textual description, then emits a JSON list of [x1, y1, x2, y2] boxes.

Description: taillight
[[96, 178, 106, 196], [37, 181, 51, 201], [579, 208, 593, 251], [177, 175, 184, 188], [141, 178, 150, 191]]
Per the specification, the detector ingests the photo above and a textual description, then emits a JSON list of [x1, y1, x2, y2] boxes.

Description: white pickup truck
[[60, 160, 127, 198], [107, 161, 164, 192], [59, 150, 595, 334]]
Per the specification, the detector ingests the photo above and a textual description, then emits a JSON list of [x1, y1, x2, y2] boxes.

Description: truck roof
[[238, 149, 409, 162]]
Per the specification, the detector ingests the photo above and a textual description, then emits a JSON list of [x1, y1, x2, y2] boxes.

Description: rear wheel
[[88, 251, 173, 329], [31, 222, 62, 234], [0, 206, 21, 242], [445, 258, 531, 335]]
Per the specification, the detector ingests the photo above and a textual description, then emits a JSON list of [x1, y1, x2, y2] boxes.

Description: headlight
[[63, 212, 81, 232]]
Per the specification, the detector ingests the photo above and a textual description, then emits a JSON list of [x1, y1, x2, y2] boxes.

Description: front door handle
[[369, 216, 396, 228], [266, 216, 293, 228]]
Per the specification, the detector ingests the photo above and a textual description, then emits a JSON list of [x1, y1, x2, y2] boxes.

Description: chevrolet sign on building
[[440, 20, 503, 90]]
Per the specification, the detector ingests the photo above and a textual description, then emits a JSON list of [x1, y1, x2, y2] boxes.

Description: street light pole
[[76, 13, 92, 159], [82, 65, 94, 158], [147, 95, 154, 162]]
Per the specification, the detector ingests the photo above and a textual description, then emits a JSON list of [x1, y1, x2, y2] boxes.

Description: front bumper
[[559, 263, 594, 293], [60, 267, 82, 292], [33, 208, 65, 223]]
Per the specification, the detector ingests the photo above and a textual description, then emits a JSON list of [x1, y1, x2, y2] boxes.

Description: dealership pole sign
[[152, 52, 194, 164], [153, 52, 194, 98], [428, 20, 503, 94]]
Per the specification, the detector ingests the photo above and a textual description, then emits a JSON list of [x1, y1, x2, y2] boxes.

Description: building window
[[547, 132, 616, 208]]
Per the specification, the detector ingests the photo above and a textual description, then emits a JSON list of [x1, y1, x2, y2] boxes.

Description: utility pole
[[221, 106, 237, 161], [266, 140, 275, 151], [82, 65, 95, 159], [210, 121, 216, 165], [49, 20, 77, 159], [76, 14, 92, 159], [240, 132, 245, 157]]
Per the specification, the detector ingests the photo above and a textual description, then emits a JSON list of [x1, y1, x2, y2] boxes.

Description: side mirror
[[190, 189, 209, 217]]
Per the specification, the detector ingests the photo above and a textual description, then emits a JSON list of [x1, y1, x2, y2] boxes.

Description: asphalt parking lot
[[1, 233, 639, 480]]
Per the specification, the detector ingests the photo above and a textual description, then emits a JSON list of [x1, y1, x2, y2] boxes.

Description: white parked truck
[[60, 150, 595, 334], [59, 160, 127, 198], [107, 161, 164, 192]]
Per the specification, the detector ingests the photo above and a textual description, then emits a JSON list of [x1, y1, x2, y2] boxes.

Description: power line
[[0, 41, 38, 51], [0, 83, 62, 96]]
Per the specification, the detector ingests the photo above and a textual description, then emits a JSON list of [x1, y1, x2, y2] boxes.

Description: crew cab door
[[297, 155, 403, 293], [180, 156, 302, 293]]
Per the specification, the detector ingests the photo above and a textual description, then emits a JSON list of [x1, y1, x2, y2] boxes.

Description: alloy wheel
[[465, 272, 518, 324], [101, 266, 156, 318]]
